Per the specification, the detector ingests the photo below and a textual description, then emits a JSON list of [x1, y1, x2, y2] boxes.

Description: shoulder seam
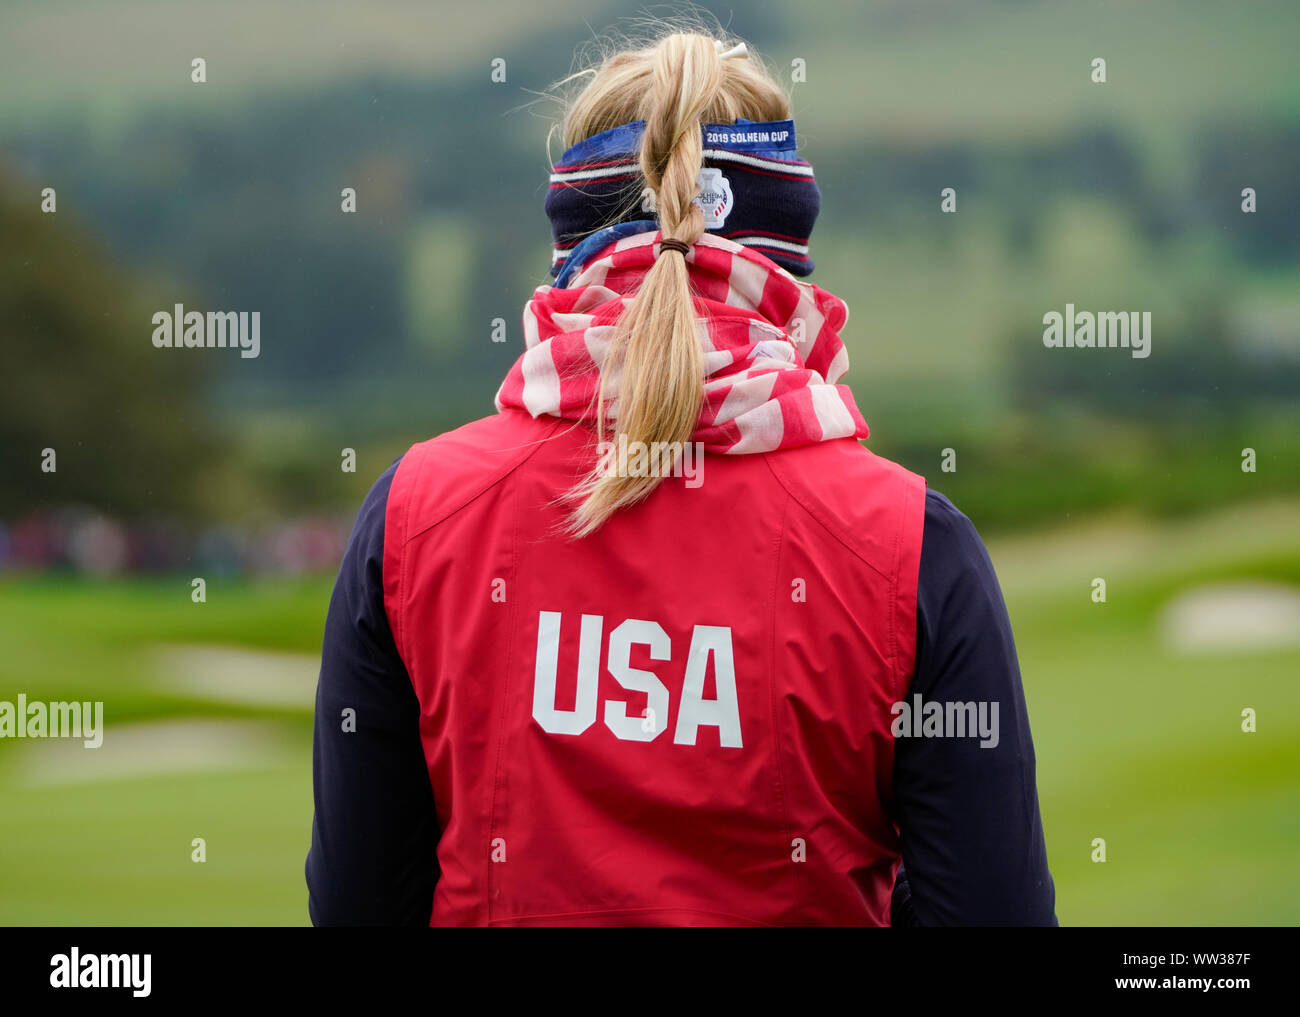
[[758, 444, 893, 583], [399, 416, 566, 548], [890, 470, 912, 699]]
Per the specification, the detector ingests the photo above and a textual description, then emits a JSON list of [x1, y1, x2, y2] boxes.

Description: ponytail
[[559, 31, 789, 536]]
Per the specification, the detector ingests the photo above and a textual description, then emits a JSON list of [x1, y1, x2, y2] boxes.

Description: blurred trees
[[0, 168, 212, 517], [0, 26, 1296, 532]]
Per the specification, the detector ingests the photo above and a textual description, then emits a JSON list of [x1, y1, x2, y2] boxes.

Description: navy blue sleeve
[[306, 456, 440, 926], [890, 489, 1057, 926]]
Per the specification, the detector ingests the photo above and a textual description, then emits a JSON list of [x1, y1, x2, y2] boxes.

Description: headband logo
[[694, 168, 733, 229]]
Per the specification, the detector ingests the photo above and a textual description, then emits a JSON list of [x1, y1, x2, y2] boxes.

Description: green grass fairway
[[1, 500, 1298, 925]]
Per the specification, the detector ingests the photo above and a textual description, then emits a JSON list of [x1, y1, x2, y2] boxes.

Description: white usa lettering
[[531, 611, 743, 747]]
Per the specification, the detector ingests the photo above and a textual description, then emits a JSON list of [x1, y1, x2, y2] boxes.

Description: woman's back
[[384, 407, 923, 924]]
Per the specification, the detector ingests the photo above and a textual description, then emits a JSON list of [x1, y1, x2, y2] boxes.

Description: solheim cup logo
[[694, 168, 733, 228]]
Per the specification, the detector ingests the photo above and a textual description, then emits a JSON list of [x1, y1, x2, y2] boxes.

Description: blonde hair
[[555, 30, 791, 536]]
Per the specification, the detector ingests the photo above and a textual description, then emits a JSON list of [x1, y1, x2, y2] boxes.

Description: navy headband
[[545, 118, 821, 278]]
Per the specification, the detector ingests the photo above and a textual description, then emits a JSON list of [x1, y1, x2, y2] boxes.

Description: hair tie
[[659, 238, 691, 257]]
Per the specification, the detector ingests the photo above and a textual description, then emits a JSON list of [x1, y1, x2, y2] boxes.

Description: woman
[[306, 29, 1056, 926]]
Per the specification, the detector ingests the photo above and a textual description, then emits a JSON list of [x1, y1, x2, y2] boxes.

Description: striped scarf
[[495, 229, 869, 455]]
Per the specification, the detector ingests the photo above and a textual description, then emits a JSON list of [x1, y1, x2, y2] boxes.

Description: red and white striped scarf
[[495, 230, 869, 454]]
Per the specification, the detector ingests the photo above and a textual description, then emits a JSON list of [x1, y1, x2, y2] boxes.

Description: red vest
[[384, 408, 926, 925]]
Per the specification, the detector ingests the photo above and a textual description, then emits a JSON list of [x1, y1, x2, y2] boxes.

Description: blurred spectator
[[0, 507, 348, 577]]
